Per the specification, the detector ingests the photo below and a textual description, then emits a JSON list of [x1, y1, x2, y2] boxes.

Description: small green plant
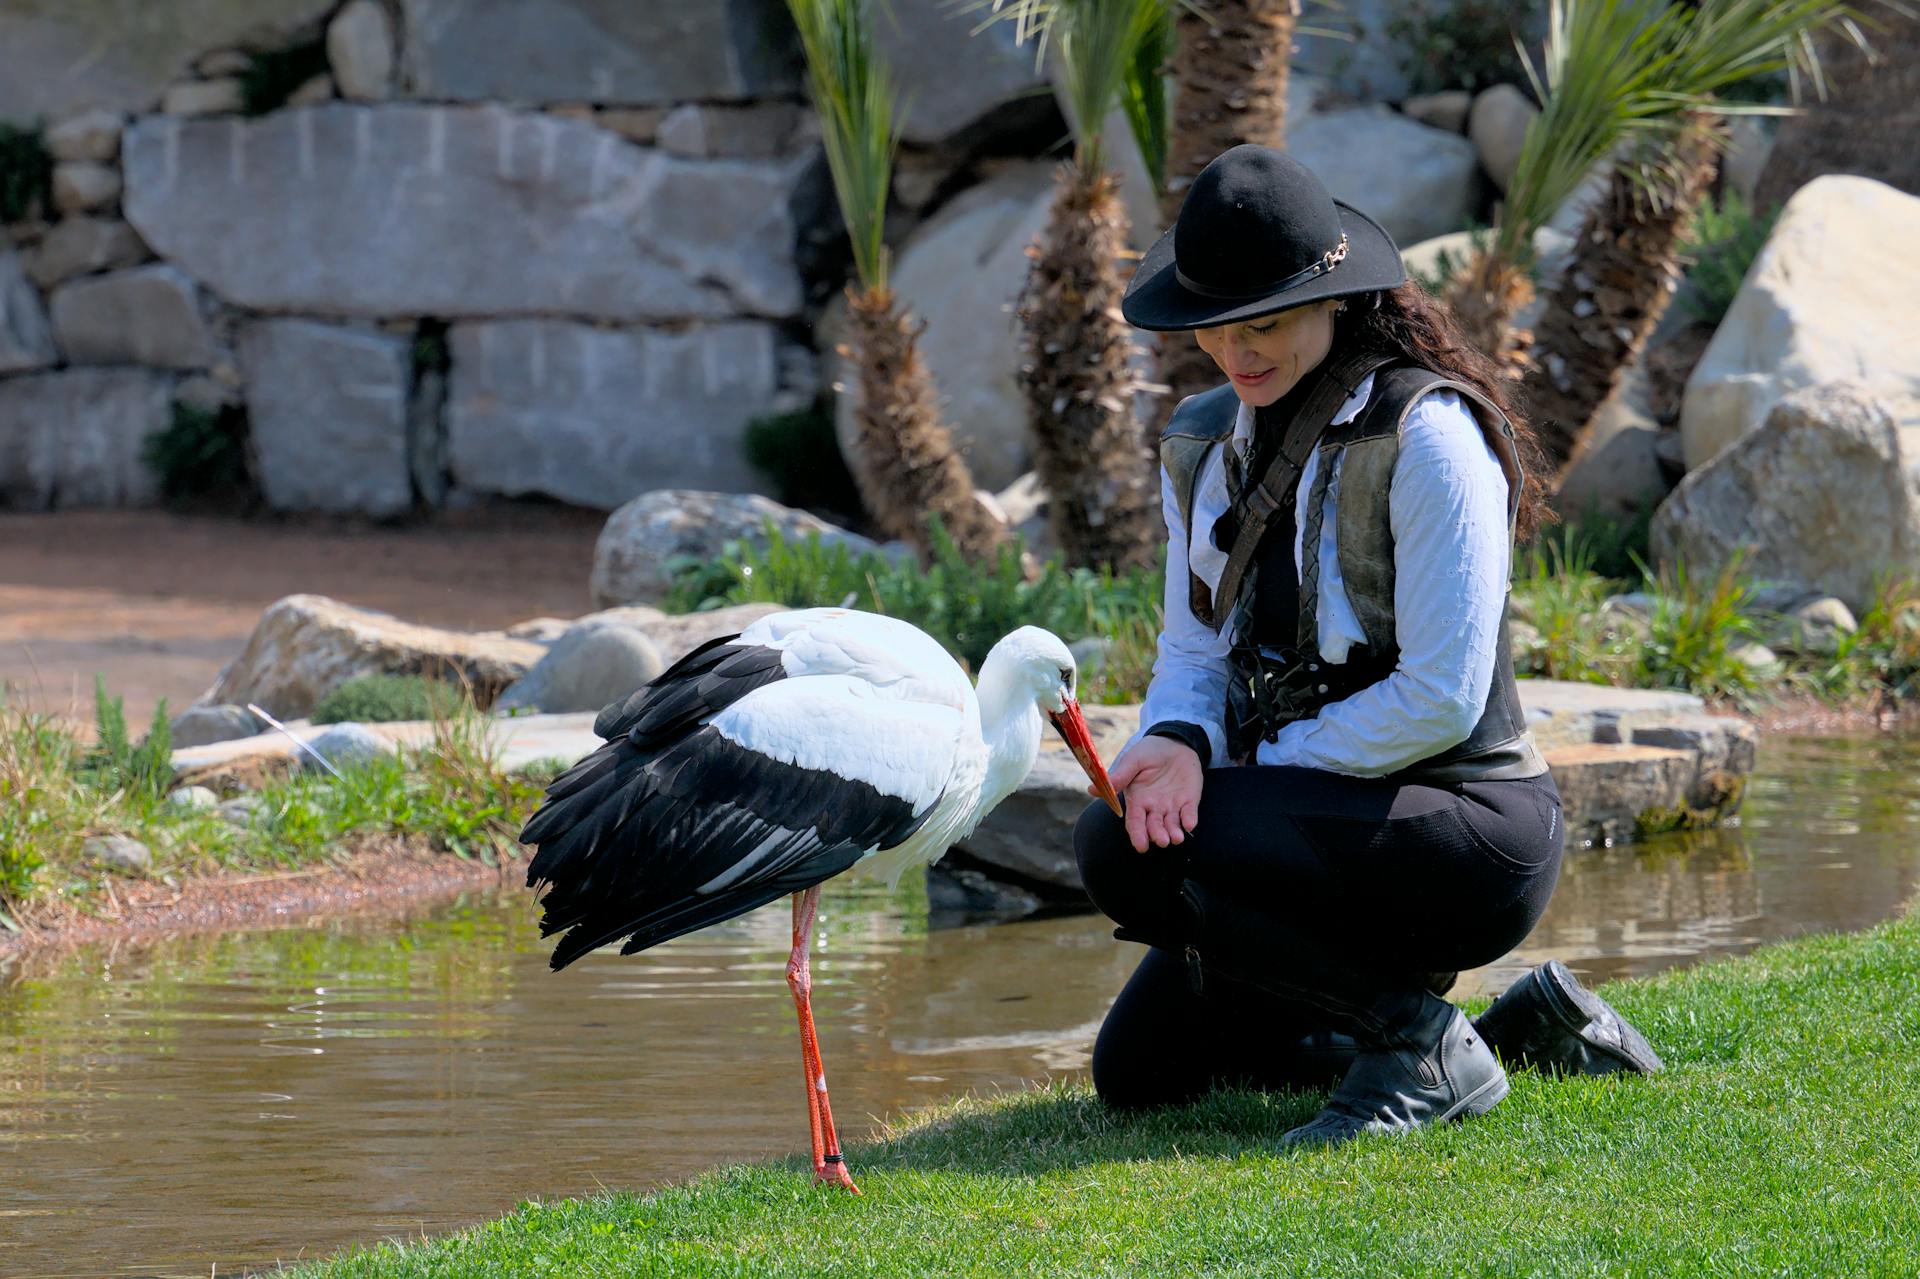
[[1410, 226, 1494, 297], [1681, 189, 1780, 326], [312, 675, 468, 725], [0, 695, 70, 909], [84, 676, 174, 801], [1510, 537, 1634, 684], [1535, 501, 1655, 583], [742, 404, 865, 519], [0, 120, 52, 223], [142, 403, 256, 508], [239, 39, 330, 115], [1387, 0, 1538, 96], [1636, 555, 1763, 703]]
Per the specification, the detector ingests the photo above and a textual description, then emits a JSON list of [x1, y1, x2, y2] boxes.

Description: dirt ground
[[0, 506, 606, 730]]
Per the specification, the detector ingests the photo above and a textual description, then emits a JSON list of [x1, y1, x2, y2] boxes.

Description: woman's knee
[[1074, 799, 1133, 898]]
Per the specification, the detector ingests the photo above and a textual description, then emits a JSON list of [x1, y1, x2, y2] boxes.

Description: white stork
[[520, 607, 1122, 1193]]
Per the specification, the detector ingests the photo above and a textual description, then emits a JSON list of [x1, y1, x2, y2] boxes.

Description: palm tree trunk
[[1443, 247, 1536, 379], [844, 286, 1009, 564], [1019, 164, 1161, 573], [1525, 114, 1723, 484], [1155, 0, 1300, 415]]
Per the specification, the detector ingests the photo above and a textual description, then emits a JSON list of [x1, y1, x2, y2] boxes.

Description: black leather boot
[[1169, 882, 1509, 1148], [1474, 960, 1664, 1077]]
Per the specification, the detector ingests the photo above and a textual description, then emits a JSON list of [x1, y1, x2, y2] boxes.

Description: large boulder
[[1680, 176, 1920, 469], [445, 320, 810, 508], [122, 105, 810, 321], [0, 1, 335, 120], [1, 250, 58, 374], [1555, 358, 1674, 518], [590, 489, 883, 607], [1652, 383, 1919, 613], [239, 319, 413, 518], [48, 265, 214, 369], [1288, 108, 1480, 246], [0, 368, 171, 509], [495, 622, 666, 714], [198, 594, 548, 719], [833, 162, 1057, 494], [1467, 84, 1536, 193], [872, 4, 1052, 148], [398, 0, 799, 107]]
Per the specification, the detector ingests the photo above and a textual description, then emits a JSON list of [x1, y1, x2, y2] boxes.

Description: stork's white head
[[982, 626, 1123, 817]]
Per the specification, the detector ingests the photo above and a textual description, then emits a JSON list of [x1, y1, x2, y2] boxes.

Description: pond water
[[5, 735, 1919, 1278]]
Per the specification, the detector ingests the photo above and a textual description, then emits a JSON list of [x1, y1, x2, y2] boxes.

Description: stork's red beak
[[1049, 699, 1123, 818]]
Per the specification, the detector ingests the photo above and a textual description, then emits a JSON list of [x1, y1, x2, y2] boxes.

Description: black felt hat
[[1123, 145, 1407, 332]]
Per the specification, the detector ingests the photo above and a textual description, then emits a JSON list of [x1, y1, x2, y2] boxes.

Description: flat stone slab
[[171, 679, 1758, 901]]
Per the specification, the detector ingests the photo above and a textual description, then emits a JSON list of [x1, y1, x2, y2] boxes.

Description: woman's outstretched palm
[[1100, 737, 1204, 853]]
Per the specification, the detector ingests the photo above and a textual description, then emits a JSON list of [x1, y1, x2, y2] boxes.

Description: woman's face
[[1191, 300, 1339, 407]]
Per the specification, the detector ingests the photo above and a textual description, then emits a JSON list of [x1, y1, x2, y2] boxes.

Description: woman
[[1076, 145, 1659, 1148]]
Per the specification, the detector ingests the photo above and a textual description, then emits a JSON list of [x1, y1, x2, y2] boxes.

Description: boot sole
[[1536, 960, 1665, 1074]]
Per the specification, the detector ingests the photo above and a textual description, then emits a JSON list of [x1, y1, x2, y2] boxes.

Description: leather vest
[[1159, 364, 1546, 784]]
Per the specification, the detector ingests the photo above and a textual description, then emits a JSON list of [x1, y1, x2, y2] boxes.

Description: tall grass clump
[[667, 519, 1162, 675], [1510, 539, 1635, 684], [84, 677, 173, 802], [0, 697, 75, 911], [1637, 556, 1764, 702]]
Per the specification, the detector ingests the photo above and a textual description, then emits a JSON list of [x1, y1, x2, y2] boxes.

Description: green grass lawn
[[297, 907, 1920, 1278]]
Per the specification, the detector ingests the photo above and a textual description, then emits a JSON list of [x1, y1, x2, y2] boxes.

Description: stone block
[[23, 217, 149, 290], [1, 250, 58, 374], [123, 105, 808, 321], [1545, 742, 1698, 845], [52, 162, 121, 215], [399, 0, 800, 105], [1402, 90, 1472, 134], [871, 4, 1052, 147], [83, 833, 151, 874], [327, 0, 395, 101], [1468, 83, 1536, 193], [0, 368, 171, 509], [49, 265, 213, 368], [46, 110, 123, 163], [239, 319, 412, 517], [495, 623, 666, 714], [446, 319, 798, 509], [169, 703, 265, 749], [1287, 107, 1480, 246], [162, 78, 243, 116], [656, 102, 807, 159]]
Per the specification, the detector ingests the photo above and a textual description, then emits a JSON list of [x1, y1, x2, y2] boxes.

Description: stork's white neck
[[972, 651, 1046, 819]]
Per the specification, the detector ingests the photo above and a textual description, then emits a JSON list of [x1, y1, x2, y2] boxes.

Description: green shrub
[[1387, 0, 1538, 96], [239, 39, 330, 115], [1681, 189, 1780, 326], [142, 403, 256, 508], [1510, 538, 1634, 685], [0, 120, 52, 223], [1635, 556, 1763, 703], [312, 675, 467, 725], [668, 518, 1164, 676], [742, 404, 865, 520], [1535, 501, 1655, 584]]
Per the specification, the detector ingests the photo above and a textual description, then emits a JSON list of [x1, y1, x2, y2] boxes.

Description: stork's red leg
[[787, 886, 860, 1193]]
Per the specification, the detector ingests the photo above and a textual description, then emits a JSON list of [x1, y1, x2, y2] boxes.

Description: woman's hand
[[1098, 736, 1204, 853]]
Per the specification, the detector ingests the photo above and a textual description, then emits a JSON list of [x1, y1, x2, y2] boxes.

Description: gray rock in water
[[926, 862, 1045, 924], [953, 753, 1098, 894], [83, 834, 151, 874], [123, 105, 809, 321], [398, 0, 800, 106], [301, 723, 398, 774], [446, 321, 805, 508], [169, 704, 264, 749], [590, 490, 882, 607], [0, 249, 58, 374], [49, 265, 214, 369], [240, 319, 413, 517], [166, 785, 219, 811], [496, 624, 666, 715], [1653, 383, 1920, 613], [0, 368, 172, 509]]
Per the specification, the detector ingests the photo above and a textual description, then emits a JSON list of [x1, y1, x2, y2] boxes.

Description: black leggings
[[1075, 765, 1563, 1108]]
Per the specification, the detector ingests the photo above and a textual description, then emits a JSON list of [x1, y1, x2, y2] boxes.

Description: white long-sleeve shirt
[[1128, 373, 1514, 777]]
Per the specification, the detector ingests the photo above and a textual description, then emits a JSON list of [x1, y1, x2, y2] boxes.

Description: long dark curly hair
[[1335, 283, 1554, 542]]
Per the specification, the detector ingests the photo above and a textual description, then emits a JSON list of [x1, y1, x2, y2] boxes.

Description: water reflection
[[3, 735, 1918, 1278]]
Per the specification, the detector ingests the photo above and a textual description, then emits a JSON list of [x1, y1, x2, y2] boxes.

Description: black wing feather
[[521, 640, 936, 970]]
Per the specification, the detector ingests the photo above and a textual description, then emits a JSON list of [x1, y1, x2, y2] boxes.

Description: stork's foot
[[813, 1155, 861, 1194]]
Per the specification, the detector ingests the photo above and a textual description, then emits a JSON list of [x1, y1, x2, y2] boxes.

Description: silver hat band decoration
[[1174, 233, 1351, 302]]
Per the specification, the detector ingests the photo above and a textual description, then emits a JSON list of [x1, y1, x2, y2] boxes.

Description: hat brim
[[1122, 201, 1408, 332]]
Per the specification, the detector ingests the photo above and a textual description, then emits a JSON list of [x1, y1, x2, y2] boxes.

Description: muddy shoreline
[[0, 837, 526, 958]]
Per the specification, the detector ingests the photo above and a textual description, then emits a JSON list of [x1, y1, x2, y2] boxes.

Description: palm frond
[[971, 0, 1185, 176], [787, 0, 898, 291], [1494, 0, 1885, 264]]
